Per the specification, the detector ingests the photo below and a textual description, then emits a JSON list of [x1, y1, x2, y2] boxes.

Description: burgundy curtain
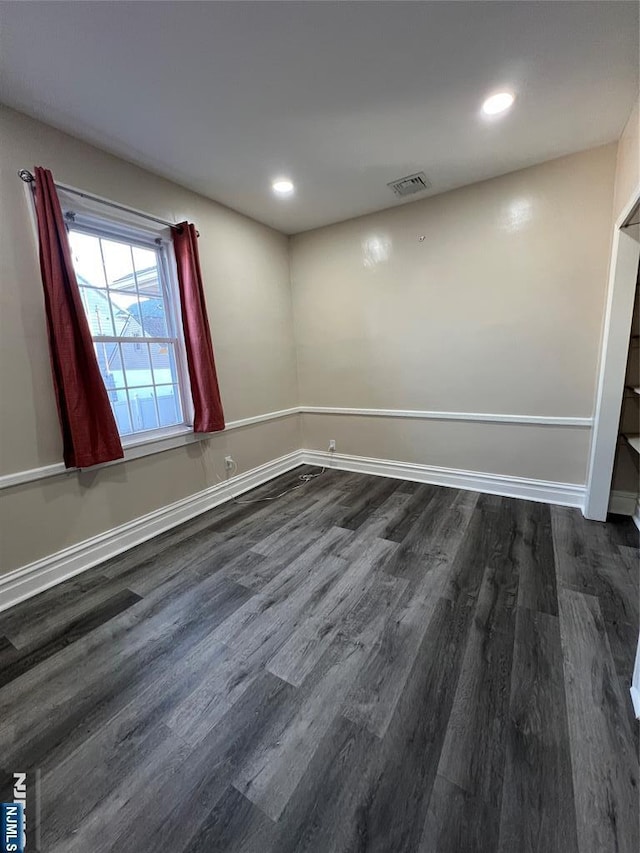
[[172, 222, 225, 432], [33, 167, 124, 468]]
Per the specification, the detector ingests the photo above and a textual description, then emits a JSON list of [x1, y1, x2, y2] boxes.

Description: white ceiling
[[0, 1, 637, 234]]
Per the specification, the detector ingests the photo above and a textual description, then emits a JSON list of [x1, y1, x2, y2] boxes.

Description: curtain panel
[[33, 167, 124, 468], [172, 222, 225, 433]]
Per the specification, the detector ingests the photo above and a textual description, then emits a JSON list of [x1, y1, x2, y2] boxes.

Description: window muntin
[[68, 224, 190, 439]]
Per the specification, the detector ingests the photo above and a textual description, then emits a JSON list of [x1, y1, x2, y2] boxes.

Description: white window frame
[[65, 210, 195, 449]]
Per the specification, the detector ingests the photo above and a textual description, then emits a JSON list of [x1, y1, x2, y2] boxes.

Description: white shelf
[[625, 435, 640, 455]]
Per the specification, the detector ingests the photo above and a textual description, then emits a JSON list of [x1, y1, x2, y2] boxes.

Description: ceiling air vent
[[387, 172, 431, 198]]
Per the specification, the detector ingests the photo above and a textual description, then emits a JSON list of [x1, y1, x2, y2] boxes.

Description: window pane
[[150, 341, 178, 385], [69, 231, 107, 288], [79, 285, 116, 336], [120, 342, 152, 388], [132, 247, 162, 297], [157, 385, 181, 427], [110, 392, 133, 435], [133, 296, 169, 337], [101, 238, 135, 289], [128, 387, 159, 431], [94, 341, 122, 393], [107, 293, 142, 336]]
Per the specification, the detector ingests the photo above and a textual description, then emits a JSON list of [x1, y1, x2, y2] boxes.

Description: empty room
[[0, 1, 639, 851]]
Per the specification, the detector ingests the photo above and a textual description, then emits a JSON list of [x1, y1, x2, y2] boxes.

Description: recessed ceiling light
[[272, 178, 294, 196], [482, 91, 515, 116]]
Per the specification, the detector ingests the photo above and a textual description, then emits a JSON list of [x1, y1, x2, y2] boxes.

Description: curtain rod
[[17, 169, 180, 231]]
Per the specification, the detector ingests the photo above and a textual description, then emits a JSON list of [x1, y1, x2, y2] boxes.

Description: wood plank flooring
[[0, 467, 637, 852]]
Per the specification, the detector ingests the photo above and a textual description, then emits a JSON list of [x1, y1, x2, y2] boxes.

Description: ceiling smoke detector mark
[[387, 172, 431, 198]]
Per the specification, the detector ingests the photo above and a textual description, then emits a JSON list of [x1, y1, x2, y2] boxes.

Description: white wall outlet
[[224, 456, 235, 471], [328, 440, 336, 452]]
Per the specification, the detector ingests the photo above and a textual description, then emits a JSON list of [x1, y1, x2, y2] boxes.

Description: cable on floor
[[224, 458, 325, 504]]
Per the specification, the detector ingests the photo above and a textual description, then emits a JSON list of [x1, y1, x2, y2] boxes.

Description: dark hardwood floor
[[0, 467, 638, 852]]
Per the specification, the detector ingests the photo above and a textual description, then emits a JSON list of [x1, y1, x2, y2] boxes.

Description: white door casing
[[584, 191, 640, 521]]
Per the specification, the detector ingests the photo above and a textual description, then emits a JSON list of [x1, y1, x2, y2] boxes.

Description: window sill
[[120, 424, 201, 462]]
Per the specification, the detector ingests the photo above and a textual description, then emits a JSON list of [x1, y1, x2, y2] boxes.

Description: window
[[67, 220, 191, 440]]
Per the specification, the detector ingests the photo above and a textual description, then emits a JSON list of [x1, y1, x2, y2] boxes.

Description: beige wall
[[0, 106, 299, 572], [0, 104, 626, 573], [302, 414, 591, 485], [291, 144, 618, 484]]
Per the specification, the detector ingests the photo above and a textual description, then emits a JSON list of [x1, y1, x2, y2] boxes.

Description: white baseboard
[[632, 631, 640, 720], [608, 490, 640, 516], [301, 449, 586, 508], [0, 450, 305, 613], [633, 500, 640, 533], [0, 447, 587, 613]]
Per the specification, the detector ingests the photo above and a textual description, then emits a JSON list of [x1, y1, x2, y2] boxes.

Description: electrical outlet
[[328, 440, 336, 452], [224, 455, 235, 471]]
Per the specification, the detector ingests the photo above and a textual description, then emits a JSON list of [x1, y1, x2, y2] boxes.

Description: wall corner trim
[[0, 446, 587, 613], [302, 450, 585, 507], [0, 407, 301, 490], [630, 685, 640, 720], [299, 406, 593, 427], [0, 406, 591, 491], [0, 449, 305, 613]]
